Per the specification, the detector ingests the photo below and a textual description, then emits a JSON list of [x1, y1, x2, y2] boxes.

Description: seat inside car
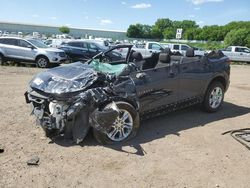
[[155, 52, 171, 68], [181, 48, 200, 64], [141, 52, 159, 70]]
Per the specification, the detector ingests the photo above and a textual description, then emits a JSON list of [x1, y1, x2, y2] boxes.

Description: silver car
[[0, 37, 67, 68]]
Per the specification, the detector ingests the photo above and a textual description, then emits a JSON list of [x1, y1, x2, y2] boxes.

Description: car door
[[87, 42, 101, 58], [16, 39, 36, 61], [131, 62, 179, 114], [63, 42, 89, 61], [178, 56, 213, 101], [2, 38, 19, 58], [235, 47, 250, 62]]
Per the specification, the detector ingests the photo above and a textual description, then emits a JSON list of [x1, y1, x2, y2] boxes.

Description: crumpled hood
[[30, 62, 98, 94]]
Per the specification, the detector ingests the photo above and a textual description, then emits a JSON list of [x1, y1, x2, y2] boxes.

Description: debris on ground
[[0, 146, 4, 153], [27, 156, 40, 166], [222, 128, 250, 150]]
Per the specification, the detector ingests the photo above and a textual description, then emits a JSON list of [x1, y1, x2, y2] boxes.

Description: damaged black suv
[[25, 45, 230, 144]]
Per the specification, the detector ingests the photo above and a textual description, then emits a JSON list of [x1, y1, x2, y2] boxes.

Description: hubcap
[[37, 58, 48, 68], [107, 109, 133, 142], [209, 87, 223, 109]]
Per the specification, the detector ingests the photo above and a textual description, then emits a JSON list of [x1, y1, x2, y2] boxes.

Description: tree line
[[127, 19, 250, 47]]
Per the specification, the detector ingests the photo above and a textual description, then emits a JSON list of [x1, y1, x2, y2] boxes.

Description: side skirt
[[140, 96, 203, 120]]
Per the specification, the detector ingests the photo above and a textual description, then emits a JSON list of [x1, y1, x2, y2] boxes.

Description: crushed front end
[[25, 62, 138, 144]]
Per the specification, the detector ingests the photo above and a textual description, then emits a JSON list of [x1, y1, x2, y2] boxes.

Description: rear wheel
[[36, 56, 50, 68], [93, 101, 140, 144], [203, 82, 224, 112]]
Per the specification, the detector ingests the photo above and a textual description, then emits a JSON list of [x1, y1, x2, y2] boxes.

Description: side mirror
[[136, 72, 146, 79]]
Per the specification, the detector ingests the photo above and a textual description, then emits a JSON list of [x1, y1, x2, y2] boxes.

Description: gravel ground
[[0, 65, 250, 188]]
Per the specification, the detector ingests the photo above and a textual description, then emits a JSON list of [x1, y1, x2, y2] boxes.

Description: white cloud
[[189, 14, 195, 18], [49, 16, 57, 20], [131, 3, 151, 9], [194, 7, 200, 10], [100, 19, 113, 25], [188, 0, 223, 5], [197, 20, 205, 25], [121, 1, 126, 5], [32, 14, 39, 18], [65, 24, 71, 27]]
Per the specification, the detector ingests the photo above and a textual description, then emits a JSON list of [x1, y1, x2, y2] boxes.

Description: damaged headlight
[[49, 102, 69, 116]]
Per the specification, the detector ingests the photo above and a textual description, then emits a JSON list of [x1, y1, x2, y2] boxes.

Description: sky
[[0, 0, 249, 31]]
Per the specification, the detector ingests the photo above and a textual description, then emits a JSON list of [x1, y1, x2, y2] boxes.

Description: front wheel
[[203, 81, 225, 112], [36, 56, 50, 68], [93, 101, 140, 144]]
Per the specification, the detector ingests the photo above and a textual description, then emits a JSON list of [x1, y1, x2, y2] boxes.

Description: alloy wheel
[[107, 109, 133, 142], [209, 87, 223, 109]]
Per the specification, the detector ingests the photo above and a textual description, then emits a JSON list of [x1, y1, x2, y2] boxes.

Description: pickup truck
[[166, 43, 205, 56], [132, 42, 165, 58], [222, 46, 250, 62], [25, 44, 230, 144]]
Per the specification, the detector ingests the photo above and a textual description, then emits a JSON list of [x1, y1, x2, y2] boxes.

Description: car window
[[67, 42, 82, 48], [235, 47, 244, 52], [1, 38, 18, 46], [0, 38, 5, 44], [225, 47, 232, 51], [181, 45, 189, 51], [151, 44, 162, 50], [173, 45, 179, 50], [89, 43, 98, 50], [243, 48, 250, 53], [19, 40, 31, 48]]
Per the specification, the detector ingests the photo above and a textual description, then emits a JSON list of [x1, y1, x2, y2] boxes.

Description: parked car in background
[[222, 46, 250, 62], [0, 37, 67, 68], [83, 39, 110, 49], [132, 42, 165, 58], [167, 43, 205, 56], [44, 39, 71, 48], [59, 40, 123, 62]]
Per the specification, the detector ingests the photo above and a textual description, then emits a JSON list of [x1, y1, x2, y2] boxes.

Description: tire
[[42, 126, 58, 137], [0, 54, 5, 65], [36, 56, 50, 68], [93, 101, 140, 145], [203, 81, 225, 113]]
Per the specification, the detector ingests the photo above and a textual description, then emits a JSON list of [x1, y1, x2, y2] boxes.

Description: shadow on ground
[[51, 102, 250, 155]]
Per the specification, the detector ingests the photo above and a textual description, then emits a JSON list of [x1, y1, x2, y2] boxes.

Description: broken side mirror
[[136, 72, 146, 79]]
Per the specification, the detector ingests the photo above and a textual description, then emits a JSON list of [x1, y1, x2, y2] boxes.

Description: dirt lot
[[0, 65, 250, 188]]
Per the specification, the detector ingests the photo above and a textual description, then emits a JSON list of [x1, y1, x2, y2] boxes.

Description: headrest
[[162, 47, 171, 55], [186, 48, 194, 57], [131, 52, 143, 62], [159, 53, 170, 63]]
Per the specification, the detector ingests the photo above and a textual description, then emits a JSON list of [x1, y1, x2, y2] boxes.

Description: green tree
[[127, 24, 144, 38], [163, 28, 175, 39], [154, 18, 173, 33], [59, 26, 70, 34], [224, 28, 250, 47]]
